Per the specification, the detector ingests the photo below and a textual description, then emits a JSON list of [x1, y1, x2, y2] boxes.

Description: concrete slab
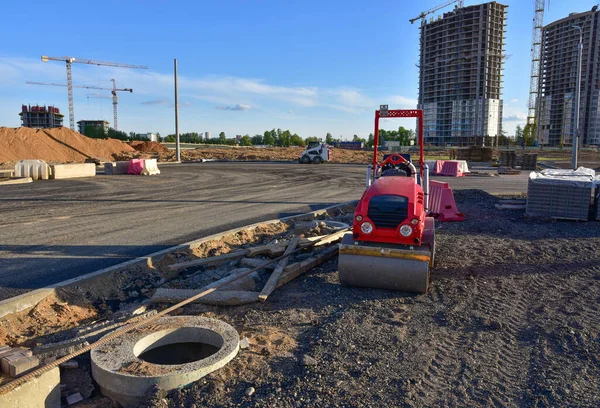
[[8, 356, 39, 377], [1, 351, 33, 375], [104, 161, 130, 175], [0, 177, 33, 185], [0, 366, 61, 408], [0, 170, 14, 178], [50, 163, 96, 180]]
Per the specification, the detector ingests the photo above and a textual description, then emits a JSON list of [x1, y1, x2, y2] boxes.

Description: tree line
[[83, 125, 417, 148]]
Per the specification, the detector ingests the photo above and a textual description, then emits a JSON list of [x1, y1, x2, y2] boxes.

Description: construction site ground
[[0, 183, 598, 407], [143, 191, 600, 408], [0, 163, 529, 301]]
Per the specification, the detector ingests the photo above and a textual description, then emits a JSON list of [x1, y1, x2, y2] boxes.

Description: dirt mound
[[128, 140, 169, 153], [0, 127, 135, 164]]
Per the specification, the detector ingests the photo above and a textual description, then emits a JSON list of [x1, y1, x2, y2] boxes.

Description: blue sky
[[0, 0, 597, 139]]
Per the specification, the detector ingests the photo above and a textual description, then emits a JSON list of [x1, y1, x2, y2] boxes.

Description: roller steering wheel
[[381, 154, 409, 167], [380, 154, 412, 178]]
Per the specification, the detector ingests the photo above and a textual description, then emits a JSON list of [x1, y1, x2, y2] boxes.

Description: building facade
[[77, 120, 109, 134], [19, 105, 64, 128], [538, 9, 600, 146], [418, 2, 507, 146]]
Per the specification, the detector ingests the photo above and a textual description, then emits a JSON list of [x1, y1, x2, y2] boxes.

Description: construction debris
[[258, 236, 300, 302], [168, 250, 248, 270]]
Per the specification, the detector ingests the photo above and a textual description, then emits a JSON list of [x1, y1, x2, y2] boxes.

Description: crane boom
[[41, 56, 148, 69], [26, 81, 133, 92], [410, 0, 463, 24], [40, 55, 147, 130], [27, 80, 133, 131]]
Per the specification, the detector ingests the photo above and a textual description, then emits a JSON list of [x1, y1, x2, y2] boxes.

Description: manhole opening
[[138, 342, 220, 365]]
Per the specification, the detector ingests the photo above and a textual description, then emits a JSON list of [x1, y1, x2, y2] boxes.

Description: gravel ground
[[136, 189, 600, 408]]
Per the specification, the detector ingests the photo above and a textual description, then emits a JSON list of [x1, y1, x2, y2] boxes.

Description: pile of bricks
[[0, 345, 39, 377], [499, 151, 517, 168], [521, 153, 538, 170]]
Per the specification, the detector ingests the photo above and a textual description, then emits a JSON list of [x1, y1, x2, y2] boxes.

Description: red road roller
[[338, 107, 435, 293]]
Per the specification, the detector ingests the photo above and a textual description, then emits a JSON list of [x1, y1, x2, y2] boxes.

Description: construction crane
[[409, 0, 464, 24], [26, 80, 133, 131], [527, 1, 547, 145], [40, 56, 147, 130]]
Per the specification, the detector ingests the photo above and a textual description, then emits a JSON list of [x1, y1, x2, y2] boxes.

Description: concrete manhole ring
[[91, 316, 239, 406]]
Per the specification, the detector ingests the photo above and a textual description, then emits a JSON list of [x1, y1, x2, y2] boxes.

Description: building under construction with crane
[[415, 1, 508, 146], [537, 7, 600, 146], [19, 105, 64, 128]]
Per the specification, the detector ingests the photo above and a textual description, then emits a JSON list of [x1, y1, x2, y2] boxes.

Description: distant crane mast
[[26, 80, 133, 131], [527, 1, 546, 143], [409, 0, 464, 24], [40, 56, 147, 130]]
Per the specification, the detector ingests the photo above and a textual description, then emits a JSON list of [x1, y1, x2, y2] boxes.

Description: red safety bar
[[373, 109, 424, 180]]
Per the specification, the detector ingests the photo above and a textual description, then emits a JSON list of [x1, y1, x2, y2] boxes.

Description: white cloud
[[140, 99, 169, 106], [216, 104, 252, 111], [0, 56, 418, 135], [510, 98, 519, 103], [503, 112, 527, 121]]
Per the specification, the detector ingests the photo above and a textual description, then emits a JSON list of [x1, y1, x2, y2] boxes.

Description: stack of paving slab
[[0, 345, 39, 377], [526, 167, 597, 221]]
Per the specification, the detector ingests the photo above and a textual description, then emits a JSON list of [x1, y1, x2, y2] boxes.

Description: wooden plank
[[312, 229, 347, 247], [277, 245, 339, 288], [246, 243, 287, 258], [240, 258, 276, 270], [258, 236, 300, 302], [167, 249, 248, 270]]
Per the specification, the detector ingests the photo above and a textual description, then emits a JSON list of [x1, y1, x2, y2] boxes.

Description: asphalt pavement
[[0, 162, 529, 301]]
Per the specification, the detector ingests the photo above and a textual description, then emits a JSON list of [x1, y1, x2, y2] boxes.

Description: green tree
[[366, 133, 374, 148], [240, 135, 252, 146], [251, 134, 263, 145], [523, 124, 536, 146], [290, 133, 305, 146], [219, 131, 226, 144], [164, 134, 176, 142], [304, 136, 319, 144], [263, 131, 275, 146], [83, 125, 106, 139], [325, 133, 334, 144]]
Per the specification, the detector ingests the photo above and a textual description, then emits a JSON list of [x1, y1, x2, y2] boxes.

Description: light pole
[[570, 5, 598, 169]]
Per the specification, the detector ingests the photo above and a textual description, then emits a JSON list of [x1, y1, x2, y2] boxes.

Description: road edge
[[0, 201, 357, 319]]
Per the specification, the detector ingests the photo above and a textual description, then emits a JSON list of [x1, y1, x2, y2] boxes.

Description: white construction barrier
[[142, 159, 160, 176], [104, 161, 130, 175], [14, 160, 50, 180], [50, 163, 96, 180]]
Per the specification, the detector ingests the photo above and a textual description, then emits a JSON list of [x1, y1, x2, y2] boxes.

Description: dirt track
[[136, 190, 600, 408]]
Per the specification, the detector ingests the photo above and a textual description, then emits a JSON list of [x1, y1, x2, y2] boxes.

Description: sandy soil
[[0, 127, 134, 165], [0, 293, 97, 346], [128, 141, 170, 153]]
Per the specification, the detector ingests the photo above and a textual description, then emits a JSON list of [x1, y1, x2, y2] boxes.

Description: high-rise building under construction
[[538, 8, 600, 146], [418, 2, 508, 146]]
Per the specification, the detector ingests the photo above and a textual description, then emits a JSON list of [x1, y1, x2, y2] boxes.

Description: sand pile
[[128, 140, 169, 153], [0, 127, 135, 163]]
